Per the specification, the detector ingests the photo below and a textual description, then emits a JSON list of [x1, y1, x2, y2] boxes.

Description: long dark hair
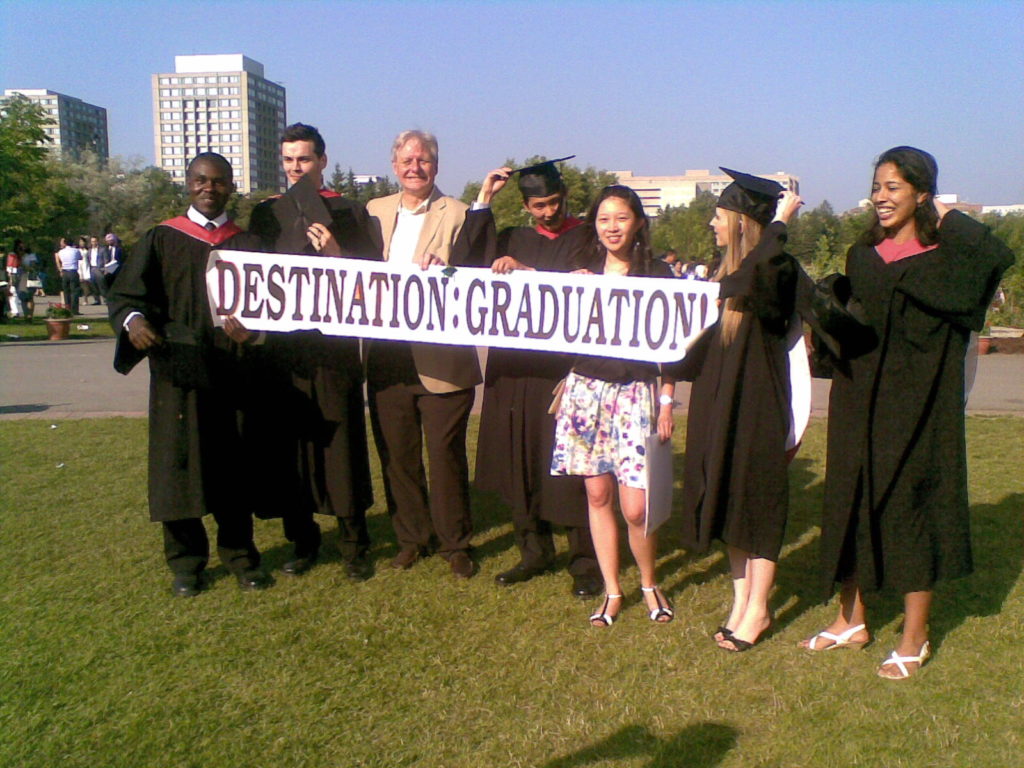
[[575, 185, 655, 274], [862, 145, 940, 246]]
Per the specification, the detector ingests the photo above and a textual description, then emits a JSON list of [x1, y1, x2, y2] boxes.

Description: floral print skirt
[[550, 371, 655, 489]]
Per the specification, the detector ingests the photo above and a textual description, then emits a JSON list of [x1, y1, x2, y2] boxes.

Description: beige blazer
[[366, 188, 482, 393]]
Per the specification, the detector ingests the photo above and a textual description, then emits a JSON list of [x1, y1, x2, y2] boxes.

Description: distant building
[[152, 54, 286, 193], [982, 204, 1024, 215], [613, 169, 800, 218], [935, 194, 983, 216], [3, 88, 109, 161]]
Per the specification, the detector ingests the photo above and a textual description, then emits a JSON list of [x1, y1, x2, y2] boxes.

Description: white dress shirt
[[387, 198, 429, 264]]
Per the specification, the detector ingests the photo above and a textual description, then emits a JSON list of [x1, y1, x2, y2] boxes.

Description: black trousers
[[162, 512, 259, 576], [90, 267, 108, 302], [60, 270, 80, 313], [513, 521, 600, 577]]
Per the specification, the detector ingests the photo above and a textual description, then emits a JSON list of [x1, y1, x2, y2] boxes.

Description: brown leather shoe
[[390, 547, 421, 570], [448, 550, 475, 579]]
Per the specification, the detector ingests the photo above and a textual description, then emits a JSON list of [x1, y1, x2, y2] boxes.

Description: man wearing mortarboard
[[471, 157, 603, 598], [243, 123, 382, 581]]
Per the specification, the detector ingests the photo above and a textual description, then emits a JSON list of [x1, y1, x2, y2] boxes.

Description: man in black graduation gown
[[108, 153, 269, 597], [471, 159, 601, 598], [244, 123, 379, 580]]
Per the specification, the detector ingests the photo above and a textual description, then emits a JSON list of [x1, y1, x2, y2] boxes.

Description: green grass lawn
[[1, 416, 1021, 767], [0, 315, 115, 342]]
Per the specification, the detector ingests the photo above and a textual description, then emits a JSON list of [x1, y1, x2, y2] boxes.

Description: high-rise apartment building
[[3, 88, 109, 161], [614, 169, 800, 218], [152, 54, 286, 193]]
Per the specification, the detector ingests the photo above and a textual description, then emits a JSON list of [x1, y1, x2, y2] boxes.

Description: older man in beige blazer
[[366, 130, 490, 579]]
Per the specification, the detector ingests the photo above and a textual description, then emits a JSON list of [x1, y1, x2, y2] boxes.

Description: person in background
[[661, 249, 682, 276], [18, 244, 38, 319], [77, 236, 98, 306], [85, 235, 110, 304], [6, 239, 26, 319], [54, 236, 82, 314]]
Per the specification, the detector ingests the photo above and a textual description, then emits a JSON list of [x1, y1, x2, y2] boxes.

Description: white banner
[[207, 250, 720, 363]]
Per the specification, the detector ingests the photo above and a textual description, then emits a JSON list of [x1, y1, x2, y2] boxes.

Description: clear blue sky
[[2, 0, 1021, 211]]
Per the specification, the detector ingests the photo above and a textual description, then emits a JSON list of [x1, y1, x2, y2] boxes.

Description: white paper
[[644, 433, 674, 537]]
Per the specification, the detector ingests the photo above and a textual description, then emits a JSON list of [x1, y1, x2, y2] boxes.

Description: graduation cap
[[717, 167, 784, 226], [272, 172, 334, 253], [513, 155, 575, 199]]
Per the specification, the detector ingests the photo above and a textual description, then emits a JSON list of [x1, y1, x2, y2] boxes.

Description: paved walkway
[[2, 298, 1022, 419]]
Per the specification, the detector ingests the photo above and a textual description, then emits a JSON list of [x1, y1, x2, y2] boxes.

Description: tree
[[228, 187, 278, 231], [327, 162, 399, 204], [787, 200, 838, 275], [0, 93, 58, 242], [459, 156, 616, 232], [982, 211, 1024, 327], [649, 190, 718, 267], [48, 152, 188, 248]]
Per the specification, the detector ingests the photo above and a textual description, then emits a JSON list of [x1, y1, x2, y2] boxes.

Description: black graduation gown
[[820, 211, 1013, 595], [245, 192, 381, 519], [474, 220, 589, 528], [676, 222, 798, 560], [108, 218, 250, 523]]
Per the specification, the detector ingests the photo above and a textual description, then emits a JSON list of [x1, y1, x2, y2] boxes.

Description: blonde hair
[[713, 210, 763, 346], [390, 130, 438, 164]]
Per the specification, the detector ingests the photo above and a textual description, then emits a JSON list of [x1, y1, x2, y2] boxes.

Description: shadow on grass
[[252, 483, 518, 575], [930, 491, 1024, 649], [652, 453, 829, 636], [771, 485, 1024, 651], [540, 722, 738, 768]]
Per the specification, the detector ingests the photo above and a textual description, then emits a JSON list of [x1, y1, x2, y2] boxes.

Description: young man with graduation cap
[[673, 167, 804, 650], [108, 152, 269, 596], [471, 158, 602, 598], [237, 123, 381, 581]]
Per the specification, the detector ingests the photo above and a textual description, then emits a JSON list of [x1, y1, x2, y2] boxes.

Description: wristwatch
[[659, 394, 675, 406]]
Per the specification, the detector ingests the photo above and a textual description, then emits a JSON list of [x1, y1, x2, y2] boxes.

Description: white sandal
[[878, 641, 931, 679], [641, 585, 674, 623], [804, 623, 869, 651], [589, 594, 622, 627]]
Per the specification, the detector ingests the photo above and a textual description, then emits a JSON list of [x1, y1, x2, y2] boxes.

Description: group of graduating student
[[108, 126, 1012, 681]]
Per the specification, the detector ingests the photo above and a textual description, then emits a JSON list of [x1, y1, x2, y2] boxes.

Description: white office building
[[152, 54, 286, 193], [614, 169, 800, 218]]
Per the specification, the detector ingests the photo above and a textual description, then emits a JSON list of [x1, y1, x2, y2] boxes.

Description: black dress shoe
[[236, 568, 271, 590], [448, 550, 476, 579], [344, 554, 372, 581], [282, 553, 318, 575], [171, 572, 205, 598], [571, 573, 604, 599], [495, 561, 551, 586]]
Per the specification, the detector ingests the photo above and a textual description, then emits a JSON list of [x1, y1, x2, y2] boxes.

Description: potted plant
[[45, 303, 75, 340], [977, 326, 992, 355]]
